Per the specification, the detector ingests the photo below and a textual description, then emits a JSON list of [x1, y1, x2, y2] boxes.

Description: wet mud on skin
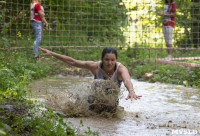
[[31, 75, 200, 136]]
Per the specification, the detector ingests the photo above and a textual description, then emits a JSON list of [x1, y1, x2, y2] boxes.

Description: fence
[[0, 0, 200, 61]]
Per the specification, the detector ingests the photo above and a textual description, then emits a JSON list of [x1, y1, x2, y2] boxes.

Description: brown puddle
[[31, 75, 200, 136]]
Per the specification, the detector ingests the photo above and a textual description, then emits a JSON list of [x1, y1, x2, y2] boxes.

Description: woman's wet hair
[[101, 47, 118, 59]]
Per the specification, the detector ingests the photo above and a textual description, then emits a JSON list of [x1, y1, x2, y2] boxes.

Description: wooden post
[[155, 50, 157, 69], [134, 42, 137, 59], [149, 48, 151, 59]]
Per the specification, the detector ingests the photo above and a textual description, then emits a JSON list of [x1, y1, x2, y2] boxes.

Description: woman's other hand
[[126, 91, 142, 101], [45, 23, 48, 30]]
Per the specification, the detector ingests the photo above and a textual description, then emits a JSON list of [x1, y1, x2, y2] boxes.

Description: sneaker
[[166, 55, 172, 59], [33, 56, 40, 60]]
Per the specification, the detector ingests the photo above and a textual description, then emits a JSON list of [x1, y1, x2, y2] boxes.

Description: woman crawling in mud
[[39, 47, 142, 113]]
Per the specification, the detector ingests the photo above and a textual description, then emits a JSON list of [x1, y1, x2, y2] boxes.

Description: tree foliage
[[123, 0, 200, 48], [2, 0, 128, 47], [1, 0, 199, 48]]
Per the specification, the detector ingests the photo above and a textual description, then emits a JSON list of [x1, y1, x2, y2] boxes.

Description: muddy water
[[32, 75, 200, 136]]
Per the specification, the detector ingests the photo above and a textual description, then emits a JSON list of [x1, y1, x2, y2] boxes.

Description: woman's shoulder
[[117, 62, 127, 70], [31, 2, 41, 9], [31, 2, 39, 5], [171, 2, 176, 8], [33, 2, 41, 7], [86, 61, 99, 68], [86, 61, 99, 75], [171, 2, 176, 6], [117, 62, 124, 66], [116, 62, 129, 77]]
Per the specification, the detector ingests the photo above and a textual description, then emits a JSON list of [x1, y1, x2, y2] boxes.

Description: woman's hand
[[126, 91, 142, 101], [39, 47, 52, 56], [45, 23, 48, 30]]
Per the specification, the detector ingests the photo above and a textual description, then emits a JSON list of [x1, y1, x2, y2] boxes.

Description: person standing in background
[[157, 0, 176, 58], [30, 0, 48, 59]]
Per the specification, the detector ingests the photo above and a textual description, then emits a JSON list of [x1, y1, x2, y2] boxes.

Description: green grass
[[0, 50, 99, 135]]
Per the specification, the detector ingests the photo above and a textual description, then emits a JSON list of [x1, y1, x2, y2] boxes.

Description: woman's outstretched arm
[[118, 65, 142, 101], [39, 47, 98, 73]]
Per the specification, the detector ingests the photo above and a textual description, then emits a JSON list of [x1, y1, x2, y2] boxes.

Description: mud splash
[[32, 75, 200, 136], [32, 76, 121, 117]]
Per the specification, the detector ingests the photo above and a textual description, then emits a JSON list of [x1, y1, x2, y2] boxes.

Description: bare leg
[[167, 44, 172, 55]]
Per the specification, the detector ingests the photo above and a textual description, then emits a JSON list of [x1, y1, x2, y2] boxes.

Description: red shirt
[[33, 3, 42, 21], [163, 2, 176, 27]]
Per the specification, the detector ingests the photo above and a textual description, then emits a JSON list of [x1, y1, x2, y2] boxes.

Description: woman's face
[[102, 53, 117, 72]]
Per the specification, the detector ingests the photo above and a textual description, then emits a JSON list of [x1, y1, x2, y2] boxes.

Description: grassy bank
[[0, 49, 98, 136]]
